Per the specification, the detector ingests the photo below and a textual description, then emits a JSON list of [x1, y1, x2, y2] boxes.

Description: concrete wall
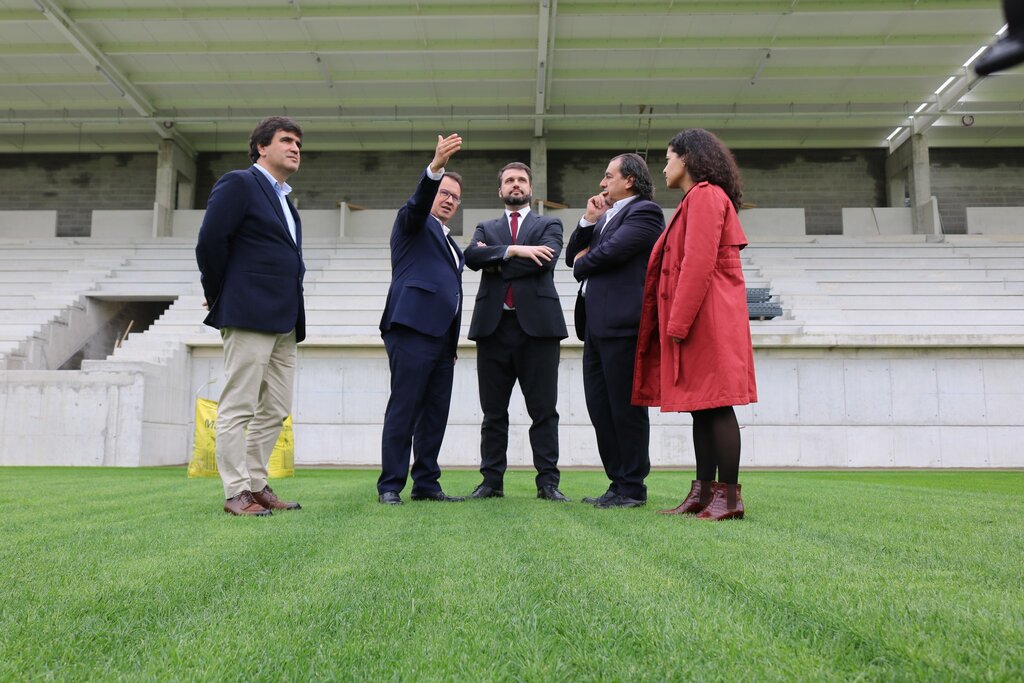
[[965, 207, 1024, 236], [4, 341, 1021, 469], [0, 369, 145, 466], [2, 147, 1021, 239], [931, 149, 1024, 235], [842, 207, 913, 236], [181, 344, 1024, 470], [90, 210, 153, 239], [0, 210, 57, 238], [0, 153, 156, 237]]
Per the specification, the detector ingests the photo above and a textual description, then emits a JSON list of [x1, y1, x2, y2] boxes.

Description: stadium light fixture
[[933, 77, 957, 95], [750, 50, 771, 85], [962, 46, 989, 68]]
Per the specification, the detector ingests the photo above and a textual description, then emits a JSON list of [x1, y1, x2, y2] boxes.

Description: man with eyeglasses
[[377, 133, 467, 505]]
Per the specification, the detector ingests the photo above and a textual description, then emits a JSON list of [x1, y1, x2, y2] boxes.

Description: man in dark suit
[[565, 153, 665, 508], [378, 134, 466, 505], [464, 163, 570, 502], [196, 116, 305, 516]]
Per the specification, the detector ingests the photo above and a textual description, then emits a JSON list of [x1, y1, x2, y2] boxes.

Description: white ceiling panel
[[0, 0, 1019, 151]]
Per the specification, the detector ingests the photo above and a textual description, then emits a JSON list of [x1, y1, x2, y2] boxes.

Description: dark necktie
[[504, 211, 519, 309]]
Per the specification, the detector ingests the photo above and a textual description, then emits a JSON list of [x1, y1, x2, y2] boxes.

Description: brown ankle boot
[[696, 482, 744, 521], [658, 480, 712, 515]]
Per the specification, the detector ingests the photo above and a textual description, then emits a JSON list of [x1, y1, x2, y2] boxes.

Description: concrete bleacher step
[[759, 257, 1024, 271], [801, 324, 1024, 336], [774, 270, 1024, 283], [795, 281, 1024, 295], [790, 308, 1024, 324], [786, 294, 1023, 310]]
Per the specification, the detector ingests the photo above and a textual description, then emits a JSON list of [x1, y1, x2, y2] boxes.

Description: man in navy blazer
[[196, 116, 305, 516], [565, 153, 665, 508], [464, 162, 569, 502], [378, 134, 466, 505]]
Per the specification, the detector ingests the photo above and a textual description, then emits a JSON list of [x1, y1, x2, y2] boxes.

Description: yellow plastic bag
[[187, 398, 294, 478]]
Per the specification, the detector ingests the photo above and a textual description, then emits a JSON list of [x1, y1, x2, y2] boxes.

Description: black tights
[[691, 406, 741, 485]]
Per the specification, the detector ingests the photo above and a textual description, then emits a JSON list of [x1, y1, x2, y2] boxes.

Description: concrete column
[[154, 139, 197, 237], [530, 137, 548, 212], [885, 171, 907, 208], [885, 133, 939, 234]]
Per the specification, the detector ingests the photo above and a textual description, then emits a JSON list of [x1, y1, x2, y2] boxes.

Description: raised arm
[[396, 133, 463, 232]]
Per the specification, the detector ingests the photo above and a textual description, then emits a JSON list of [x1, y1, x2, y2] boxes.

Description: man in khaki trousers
[[196, 116, 306, 516]]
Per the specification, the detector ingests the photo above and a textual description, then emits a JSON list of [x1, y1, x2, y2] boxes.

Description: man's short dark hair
[[613, 153, 655, 201], [248, 116, 303, 164], [443, 171, 463, 190], [497, 162, 532, 186]]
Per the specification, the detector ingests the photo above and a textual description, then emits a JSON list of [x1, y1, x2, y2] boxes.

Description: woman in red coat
[[632, 129, 757, 521]]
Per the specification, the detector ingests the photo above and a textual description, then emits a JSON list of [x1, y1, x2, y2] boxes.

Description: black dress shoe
[[537, 485, 570, 502], [974, 35, 1024, 76], [581, 490, 615, 505], [595, 493, 646, 509], [470, 483, 504, 499], [410, 490, 466, 502], [378, 491, 403, 505]]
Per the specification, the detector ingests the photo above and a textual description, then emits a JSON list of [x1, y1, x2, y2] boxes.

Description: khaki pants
[[216, 327, 297, 499]]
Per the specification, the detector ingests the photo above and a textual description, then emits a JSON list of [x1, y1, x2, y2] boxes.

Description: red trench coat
[[632, 182, 757, 412]]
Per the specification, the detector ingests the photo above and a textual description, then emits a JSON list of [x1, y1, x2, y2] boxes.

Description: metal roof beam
[[31, 0, 152, 118], [534, 0, 556, 136], [64, 4, 536, 21], [29, 0, 194, 154], [558, 0, 998, 14], [0, 35, 1000, 57], [0, 1, 994, 22], [888, 65, 986, 151]]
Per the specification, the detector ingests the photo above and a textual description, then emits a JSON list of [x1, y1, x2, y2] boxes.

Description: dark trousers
[[582, 331, 650, 499], [476, 310, 561, 488], [378, 323, 457, 495]]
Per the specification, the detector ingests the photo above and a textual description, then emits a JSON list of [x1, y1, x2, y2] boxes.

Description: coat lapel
[[515, 211, 538, 245], [594, 204, 627, 246], [432, 214, 462, 272], [250, 167, 298, 248]]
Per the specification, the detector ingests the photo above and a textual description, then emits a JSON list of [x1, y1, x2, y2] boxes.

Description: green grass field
[[1, 468, 1021, 681]]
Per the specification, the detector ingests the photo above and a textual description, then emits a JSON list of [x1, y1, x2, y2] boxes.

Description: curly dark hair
[[612, 153, 654, 201], [667, 129, 742, 210], [248, 116, 303, 164]]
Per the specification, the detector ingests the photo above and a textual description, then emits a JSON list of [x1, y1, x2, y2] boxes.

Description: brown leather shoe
[[658, 479, 713, 515], [253, 485, 301, 511], [224, 490, 271, 517], [696, 482, 744, 521]]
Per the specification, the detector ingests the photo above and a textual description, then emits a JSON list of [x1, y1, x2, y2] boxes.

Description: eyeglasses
[[438, 189, 462, 204]]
